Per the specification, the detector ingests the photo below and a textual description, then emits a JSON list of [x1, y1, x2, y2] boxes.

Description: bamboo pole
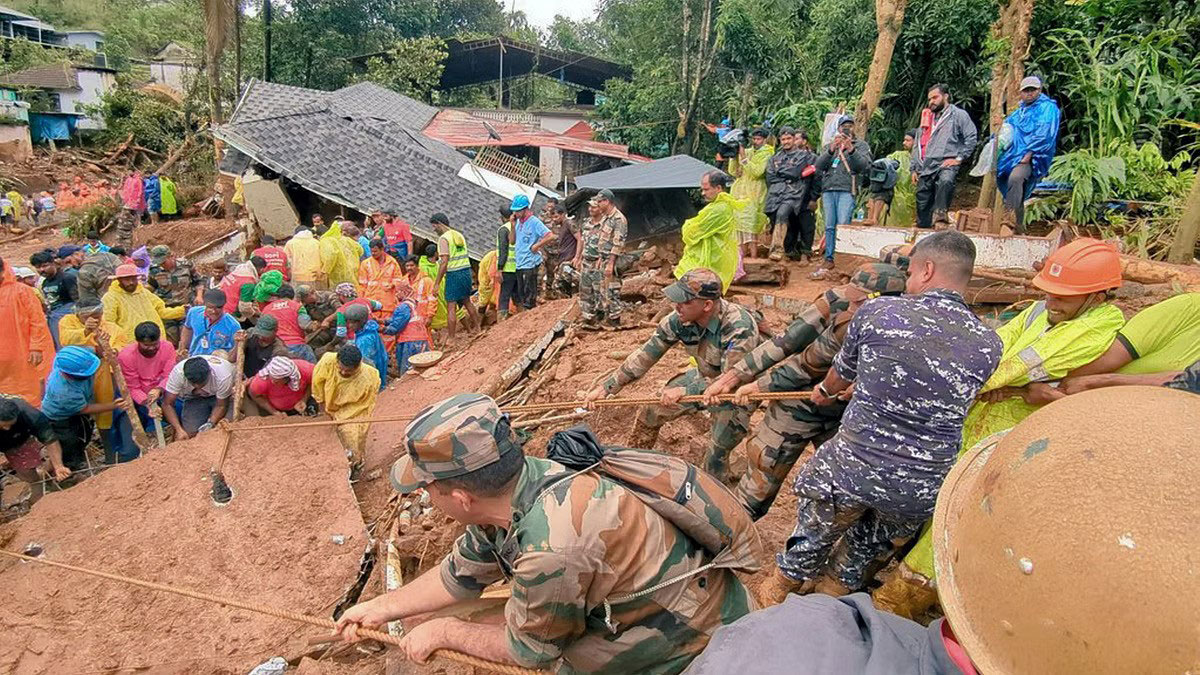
[[96, 330, 153, 454]]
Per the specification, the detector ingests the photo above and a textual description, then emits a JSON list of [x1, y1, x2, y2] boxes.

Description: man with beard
[[912, 83, 978, 229], [764, 128, 818, 263]]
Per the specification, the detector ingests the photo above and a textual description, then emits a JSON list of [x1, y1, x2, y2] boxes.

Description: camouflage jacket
[[303, 290, 341, 322], [732, 285, 861, 392], [76, 251, 123, 306], [148, 259, 200, 307], [440, 456, 753, 674], [1165, 359, 1200, 395], [825, 289, 1001, 517], [579, 209, 627, 264], [603, 300, 760, 395]]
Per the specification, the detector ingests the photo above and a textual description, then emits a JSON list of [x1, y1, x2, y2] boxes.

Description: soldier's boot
[[627, 415, 662, 450], [768, 222, 787, 261], [812, 574, 851, 598], [871, 562, 939, 620], [757, 568, 810, 607]]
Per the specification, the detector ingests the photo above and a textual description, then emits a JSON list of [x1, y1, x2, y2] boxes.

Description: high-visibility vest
[[442, 229, 470, 272]]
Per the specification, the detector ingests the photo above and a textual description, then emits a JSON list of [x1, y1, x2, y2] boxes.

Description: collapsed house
[[572, 154, 718, 241]]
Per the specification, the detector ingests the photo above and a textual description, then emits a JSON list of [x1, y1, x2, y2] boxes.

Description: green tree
[[351, 37, 447, 99]]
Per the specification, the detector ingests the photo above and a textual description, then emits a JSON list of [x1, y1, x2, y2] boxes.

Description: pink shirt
[[117, 340, 177, 405]]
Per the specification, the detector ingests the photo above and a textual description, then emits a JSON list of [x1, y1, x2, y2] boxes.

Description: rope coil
[[0, 548, 540, 675]]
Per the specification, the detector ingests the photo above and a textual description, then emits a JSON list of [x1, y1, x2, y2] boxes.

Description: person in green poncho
[[418, 243, 464, 338], [675, 170, 764, 291], [729, 128, 774, 259], [883, 130, 917, 227], [159, 174, 178, 219]]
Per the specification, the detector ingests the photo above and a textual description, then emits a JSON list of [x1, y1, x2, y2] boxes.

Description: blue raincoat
[[997, 93, 1061, 199], [143, 174, 162, 213], [354, 319, 389, 391], [41, 369, 94, 421]]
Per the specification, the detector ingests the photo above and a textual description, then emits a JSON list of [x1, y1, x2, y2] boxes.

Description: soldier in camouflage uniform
[[760, 231, 1001, 603], [878, 243, 913, 272], [586, 267, 760, 484], [335, 393, 754, 673], [147, 245, 201, 345], [575, 189, 627, 328], [703, 263, 908, 520], [296, 284, 341, 355], [76, 250, 124, 306]]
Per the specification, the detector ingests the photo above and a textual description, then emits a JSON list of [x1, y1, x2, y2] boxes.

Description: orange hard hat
[[1032, 238, 1122, 295], [934, 386, 1200, 674]]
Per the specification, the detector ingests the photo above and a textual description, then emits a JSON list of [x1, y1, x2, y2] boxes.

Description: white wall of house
[[58, 69, 115, 129], [149, 62, 194, 92], [65, 31, 103, 51], [539, 146, 564, 189], [538, 113, 586, 134]]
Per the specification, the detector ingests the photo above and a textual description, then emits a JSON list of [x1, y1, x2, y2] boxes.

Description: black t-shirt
[[0, 397, 54, 452], [41, 268, 79, 311], [243, 337, 287, 378]]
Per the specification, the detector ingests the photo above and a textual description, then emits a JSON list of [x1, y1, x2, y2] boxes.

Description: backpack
[[869, 158, 900, 190], [546, 425, 762, 573], [546, 425, 764, 631]]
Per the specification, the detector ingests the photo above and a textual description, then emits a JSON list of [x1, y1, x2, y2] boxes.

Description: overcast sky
[[510, 0, 599, 27]]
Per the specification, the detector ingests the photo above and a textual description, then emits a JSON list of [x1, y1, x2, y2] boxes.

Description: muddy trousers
[[629, 369, 751, 483], [116, 207, 139, 250], [578, 260, 621, 323], [735, 399, 843, 521], [778, 455, 925, 589]]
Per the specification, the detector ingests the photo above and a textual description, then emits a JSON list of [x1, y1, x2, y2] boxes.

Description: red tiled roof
[[422, 109, 648, 163]]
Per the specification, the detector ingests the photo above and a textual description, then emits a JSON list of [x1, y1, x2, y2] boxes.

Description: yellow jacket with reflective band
[[904, 300, 1125, 578], [500, 222, 517, 273], [441, 229, 470, 272], [675, 192, 763, 290]]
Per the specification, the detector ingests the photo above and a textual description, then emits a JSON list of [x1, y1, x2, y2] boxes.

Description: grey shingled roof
[[216, 79, 504, 260], [575, 154, 717, 191]]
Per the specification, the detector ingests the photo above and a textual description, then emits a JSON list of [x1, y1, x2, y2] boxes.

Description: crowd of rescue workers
[[1, 78, 1197, 674]]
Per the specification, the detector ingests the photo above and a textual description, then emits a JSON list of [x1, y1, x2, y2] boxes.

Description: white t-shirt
[[166, 355, 235, 399]]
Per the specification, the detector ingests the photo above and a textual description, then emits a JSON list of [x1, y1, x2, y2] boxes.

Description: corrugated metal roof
[[423, 109, 648, 162], [216, 79, 506, 261], [575, 154, 717, 190]]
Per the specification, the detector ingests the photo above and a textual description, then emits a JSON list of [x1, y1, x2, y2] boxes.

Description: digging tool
[[209, 420, 235, 505], [231, 333, 247, 422], [146, 392, 167, 449], [95, 329, 153, 454]]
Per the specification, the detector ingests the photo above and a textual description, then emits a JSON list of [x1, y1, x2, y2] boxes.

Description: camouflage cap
[[664, 267, 723, 302], [150, 245, 171, 264], [848, 262, 907, 295], [390, 393, 513, 494]]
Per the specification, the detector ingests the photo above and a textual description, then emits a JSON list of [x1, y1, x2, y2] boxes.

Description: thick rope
[[0, 548, 540, 675], [232, 390, 814, 432]]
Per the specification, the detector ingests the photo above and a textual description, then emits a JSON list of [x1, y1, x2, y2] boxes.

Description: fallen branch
[[0, 222, 55, 246], [101, 134, 135, 162], [155, 135, 195, 175]]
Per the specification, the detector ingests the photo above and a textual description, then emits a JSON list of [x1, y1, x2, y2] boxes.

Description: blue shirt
[[184, 305, 240, 355], [514, 215, 550, 270], [41, 369, 94, 420], [820, 289, 1001, 517], [357, 235, 371, 260]]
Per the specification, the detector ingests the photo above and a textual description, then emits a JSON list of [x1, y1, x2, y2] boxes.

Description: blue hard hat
[[510, 194, 531, 210], [54, 346, 101, 378]]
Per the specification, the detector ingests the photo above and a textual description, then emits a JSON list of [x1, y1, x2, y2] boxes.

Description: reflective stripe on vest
[[501, 223, 517, 273], [443, 230, 470, 272]]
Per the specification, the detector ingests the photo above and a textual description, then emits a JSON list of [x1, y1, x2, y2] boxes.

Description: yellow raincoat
[[57, 314, 115, 430], [284, 229, 323, 284], [477, 250, 498, 308], [101, 284, 186, 349], [319, 223, 361, 289], [312, 351, 380, 464], [675, 192, 764, 290], [6, 191, 23, 225], [730, 145, 774, 233], [903, 300, 1125, 578]]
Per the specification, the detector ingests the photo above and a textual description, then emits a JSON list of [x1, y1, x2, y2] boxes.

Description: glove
[[335, 325, 347, 339], [197, 422, 214, 433]]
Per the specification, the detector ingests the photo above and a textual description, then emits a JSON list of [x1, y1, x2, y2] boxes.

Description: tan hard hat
[[933, 386, 1200, 674]]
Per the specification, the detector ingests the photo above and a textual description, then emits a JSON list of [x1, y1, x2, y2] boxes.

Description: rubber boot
[[871, 562, 940, 620], [757, 568, 808, 607], [627, 415, 662, 450], [812, 574, 851, 598]]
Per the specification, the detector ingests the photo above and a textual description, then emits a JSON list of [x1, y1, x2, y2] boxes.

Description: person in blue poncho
[[143, 173, 162, 227], [344, 303, 389, 391], [996, 76, 1061, 233]]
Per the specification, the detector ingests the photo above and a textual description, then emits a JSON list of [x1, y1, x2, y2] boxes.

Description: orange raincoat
[[0, 260, 56, 405]]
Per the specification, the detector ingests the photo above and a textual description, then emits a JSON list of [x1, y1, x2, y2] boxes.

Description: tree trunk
[[674, 0, 720, 155], [977, 0, 1035, 222], [854, 0, 909, 139], [673, 0, 692, 155], [263, 0, 273, 82], [234, 0, 242, 93], [1167, 171, 1200, 264]]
